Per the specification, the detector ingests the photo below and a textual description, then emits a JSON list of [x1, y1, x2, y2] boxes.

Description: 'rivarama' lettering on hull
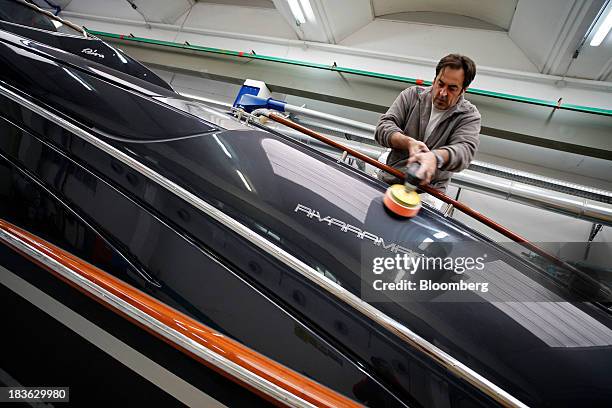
[[294, 204, 418, 256]]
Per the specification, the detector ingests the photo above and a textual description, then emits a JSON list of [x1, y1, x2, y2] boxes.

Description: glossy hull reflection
[[0, 11, 611, 408]]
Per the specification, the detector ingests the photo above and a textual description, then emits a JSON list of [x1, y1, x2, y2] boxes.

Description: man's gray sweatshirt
[[375, 86, 481, 191]]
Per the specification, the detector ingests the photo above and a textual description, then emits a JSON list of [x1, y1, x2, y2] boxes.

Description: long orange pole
[[0, 219, 362, 408]]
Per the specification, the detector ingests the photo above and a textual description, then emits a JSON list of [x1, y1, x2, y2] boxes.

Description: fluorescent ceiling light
[[590, 8, 612, 46], [299, 0, 315, 23], [287, 0, 305, 24]]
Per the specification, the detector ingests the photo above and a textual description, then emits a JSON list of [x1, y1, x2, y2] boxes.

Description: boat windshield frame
[[1, 0, 87, 38]]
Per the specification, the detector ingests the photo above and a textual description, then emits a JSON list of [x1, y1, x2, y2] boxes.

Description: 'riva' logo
[[81, 48, 104, 59]]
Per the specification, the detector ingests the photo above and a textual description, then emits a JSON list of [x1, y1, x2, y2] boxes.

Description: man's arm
[[389, 132, 430, 156], [408, 111, 480, 184], [375, 87, 428, 156], [375, 87, 415, 147]]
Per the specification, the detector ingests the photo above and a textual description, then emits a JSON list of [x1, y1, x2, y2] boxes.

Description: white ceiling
[[49, 0, 612, 82], [372, 0, 519, 30], [196, 0, 275, 8], [509, 0, 611, 81], [130, 0, 193, 24], [377, 12, 506, 31]]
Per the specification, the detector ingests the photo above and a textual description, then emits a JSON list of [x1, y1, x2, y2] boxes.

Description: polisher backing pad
[[383, 184, 422, 218]]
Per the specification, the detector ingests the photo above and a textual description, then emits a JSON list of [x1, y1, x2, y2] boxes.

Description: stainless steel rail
[[16, 0, 88, 37], [468, 160, 612, 204], [452, 170, 612, 226]]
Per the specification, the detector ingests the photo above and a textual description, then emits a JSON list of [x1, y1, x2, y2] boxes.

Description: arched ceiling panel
[[373, 0, 518, 30]]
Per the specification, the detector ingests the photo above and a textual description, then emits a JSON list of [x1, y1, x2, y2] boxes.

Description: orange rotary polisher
[[383, 163, 422, 218]]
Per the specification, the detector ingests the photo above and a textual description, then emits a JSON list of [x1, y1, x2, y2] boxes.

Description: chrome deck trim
[[15, 0, 88, 37], [0, 83, 528, 408], [0, 226, 316, 408]]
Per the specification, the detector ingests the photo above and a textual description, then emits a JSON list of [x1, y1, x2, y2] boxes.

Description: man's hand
[[408, 151, 437, 185], [389, 132, 429, 156]]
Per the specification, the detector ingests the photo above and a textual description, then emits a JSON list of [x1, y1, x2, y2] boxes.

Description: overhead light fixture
[[299, 0, 316, 23], [590, 8, 612, 46], [287, 0, 306, 25]]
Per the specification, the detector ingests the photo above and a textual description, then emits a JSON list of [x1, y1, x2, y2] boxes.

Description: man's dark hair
[[435, 54, 476, 89]]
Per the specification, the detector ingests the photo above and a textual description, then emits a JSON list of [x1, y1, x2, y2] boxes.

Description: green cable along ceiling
[[88, 30, 612, 117]]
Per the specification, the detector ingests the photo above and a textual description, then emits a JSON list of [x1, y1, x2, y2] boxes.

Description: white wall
[[340, 19, 538, 72], [180, 3, 297, 40]]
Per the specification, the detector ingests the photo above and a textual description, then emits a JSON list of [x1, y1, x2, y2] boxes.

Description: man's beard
[[434, 97, 448, 108]]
